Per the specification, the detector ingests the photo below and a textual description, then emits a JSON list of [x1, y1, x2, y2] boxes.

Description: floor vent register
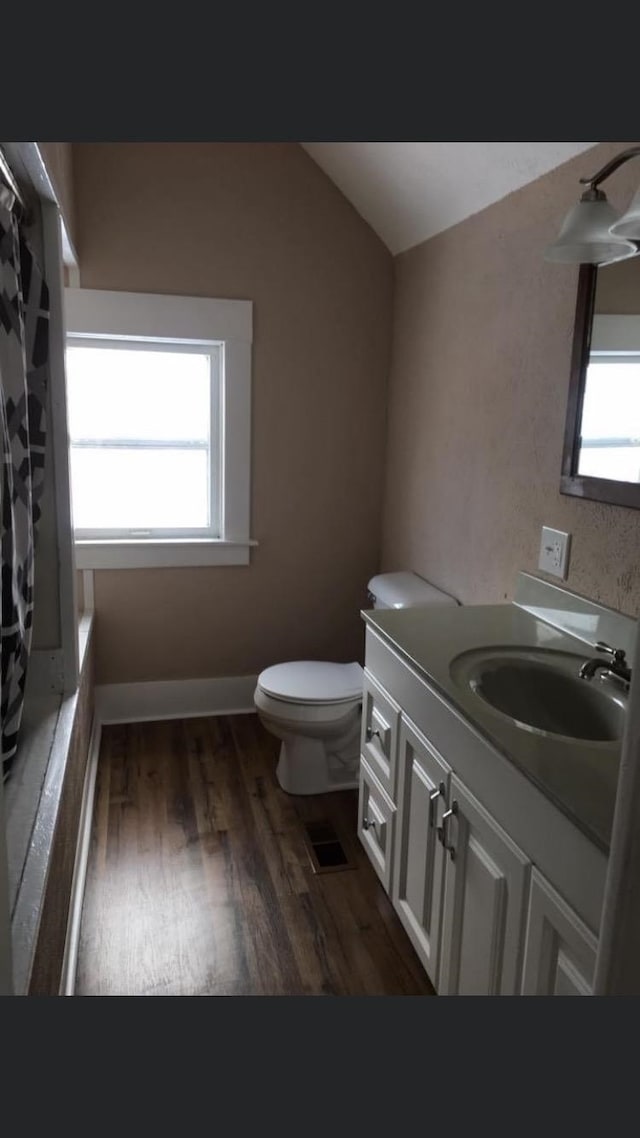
[[302, 820, 356, 875]]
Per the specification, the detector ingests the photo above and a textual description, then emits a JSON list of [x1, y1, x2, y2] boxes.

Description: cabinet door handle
[[362, 815, 377, 837], [429, 781, 446, 828], [366, 726, 383, 745], [437, 800, 458, 861]]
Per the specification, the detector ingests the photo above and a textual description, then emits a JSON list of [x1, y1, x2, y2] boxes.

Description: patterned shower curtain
[[0, 189, 50, 777]]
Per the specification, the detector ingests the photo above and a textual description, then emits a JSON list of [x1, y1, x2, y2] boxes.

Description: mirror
[[561, 257, 640, 509]]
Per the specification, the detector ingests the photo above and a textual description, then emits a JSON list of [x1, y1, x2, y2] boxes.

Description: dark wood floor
[[75, 714, 434, 996]]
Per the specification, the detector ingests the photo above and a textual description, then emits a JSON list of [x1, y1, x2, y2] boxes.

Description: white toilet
[[254, 571, 458, 795]]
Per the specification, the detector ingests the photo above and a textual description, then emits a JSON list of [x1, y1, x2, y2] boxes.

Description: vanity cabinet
[[357, 626, 607, 996], [521, 868, 597, 995]]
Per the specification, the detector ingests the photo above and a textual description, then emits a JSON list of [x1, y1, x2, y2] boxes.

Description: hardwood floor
[[75, 714, 434, 996]]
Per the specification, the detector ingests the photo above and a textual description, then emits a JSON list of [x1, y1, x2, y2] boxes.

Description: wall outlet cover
[[538, 526, 571, 580]]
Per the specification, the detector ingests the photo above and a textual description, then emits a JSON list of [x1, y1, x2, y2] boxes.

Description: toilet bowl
[[254, 572, 458, 795]]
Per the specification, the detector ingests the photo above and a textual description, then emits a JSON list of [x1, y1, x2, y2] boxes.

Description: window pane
[[70, 448, 210, 530], [578, 445, 640, 482], [66, 346, 211, 443], [577, 358, 640, 483]]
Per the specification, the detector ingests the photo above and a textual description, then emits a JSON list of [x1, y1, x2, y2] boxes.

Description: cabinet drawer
[[358, 757, 396, 892], [361, 670, 401, 800]]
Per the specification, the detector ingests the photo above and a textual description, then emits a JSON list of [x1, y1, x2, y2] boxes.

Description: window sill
[[74, 538, 257, 570]]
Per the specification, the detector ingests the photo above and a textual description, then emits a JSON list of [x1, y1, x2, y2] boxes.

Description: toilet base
[[254, 686, 362, 795], [276, 736, 360, 795]]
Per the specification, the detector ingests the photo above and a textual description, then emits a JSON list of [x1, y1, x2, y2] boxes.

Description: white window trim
[[64, 288, 255, 569]]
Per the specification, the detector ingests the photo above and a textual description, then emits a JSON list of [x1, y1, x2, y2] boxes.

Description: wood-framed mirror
[[561, 257, 640, 509]]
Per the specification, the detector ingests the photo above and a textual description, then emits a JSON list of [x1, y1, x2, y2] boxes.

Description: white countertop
[[362, 602, 622, 852]]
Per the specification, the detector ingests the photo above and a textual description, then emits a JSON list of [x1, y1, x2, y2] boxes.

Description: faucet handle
[[596, 641, 627, 663]]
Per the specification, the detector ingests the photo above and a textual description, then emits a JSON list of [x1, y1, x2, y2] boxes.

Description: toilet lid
[[257, 661, 363, 704]]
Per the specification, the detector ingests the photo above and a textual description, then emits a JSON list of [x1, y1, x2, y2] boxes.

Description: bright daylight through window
[[577, 354, 640, 483], [67, 340, 220, 537]]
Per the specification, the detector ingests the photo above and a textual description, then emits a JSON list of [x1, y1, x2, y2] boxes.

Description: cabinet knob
[[366, 726, 383, 744], [362, 815, 377, 836], [437, 800, 458, 860]]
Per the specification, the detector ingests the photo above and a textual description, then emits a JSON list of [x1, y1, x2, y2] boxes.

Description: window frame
[[64, 288, 254, 568], [561, 267, 640, 509]]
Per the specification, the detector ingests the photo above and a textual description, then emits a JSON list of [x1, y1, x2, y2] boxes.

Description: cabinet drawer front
[[358, 758, 396, 892], [521, 869, 597, 995], [361, 670, 401, 800]]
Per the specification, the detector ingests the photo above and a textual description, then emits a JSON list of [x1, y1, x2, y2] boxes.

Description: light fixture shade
[[609, 187, 640, 240], [544, 198, 637, 264]]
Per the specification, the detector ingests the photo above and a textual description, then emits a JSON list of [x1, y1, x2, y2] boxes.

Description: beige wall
[[382, 142, 640, 618], [38, 142, 76, 252], [73, 143, 393, 683]]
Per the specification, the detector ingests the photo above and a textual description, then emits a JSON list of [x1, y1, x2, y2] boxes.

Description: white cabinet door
[[392, 719, 450, 989], [521, 868, 597, 995], [439, 774, 530, 995]]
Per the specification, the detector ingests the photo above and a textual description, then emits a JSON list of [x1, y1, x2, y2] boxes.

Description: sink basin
[[449, 647, 627, 742]]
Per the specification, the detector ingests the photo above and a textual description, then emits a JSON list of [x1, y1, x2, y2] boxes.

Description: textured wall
[[73, 143, 393, 683], [382, 142, 640, 617]]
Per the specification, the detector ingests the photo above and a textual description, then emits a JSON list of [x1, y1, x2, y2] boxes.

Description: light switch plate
[[538, 526, 571, 579]]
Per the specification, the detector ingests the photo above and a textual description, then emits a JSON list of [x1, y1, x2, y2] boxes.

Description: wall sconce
[[545, 146, 640, 265]]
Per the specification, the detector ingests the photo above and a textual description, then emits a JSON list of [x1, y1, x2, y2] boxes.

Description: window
[[64, 288, 253, 568]]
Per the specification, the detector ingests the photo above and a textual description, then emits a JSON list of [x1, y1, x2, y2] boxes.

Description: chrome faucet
[[579, 641, 632, 685]]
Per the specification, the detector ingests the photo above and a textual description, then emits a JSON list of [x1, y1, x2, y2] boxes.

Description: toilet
[[254, 571, 458, 795]]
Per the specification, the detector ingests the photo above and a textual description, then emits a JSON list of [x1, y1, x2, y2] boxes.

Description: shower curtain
[[0, 188, 50, 777]]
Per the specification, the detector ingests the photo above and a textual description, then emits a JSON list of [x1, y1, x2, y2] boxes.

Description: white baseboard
[[60, 714, 101, 996], [95, 674, 259, 725]]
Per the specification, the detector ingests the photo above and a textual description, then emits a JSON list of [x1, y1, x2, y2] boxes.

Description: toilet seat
[[257, 661, 363, 705], [254, 688, 360, 728]]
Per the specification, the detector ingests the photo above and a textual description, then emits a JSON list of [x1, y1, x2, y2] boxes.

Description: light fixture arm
[[579, 146, 640, 191]]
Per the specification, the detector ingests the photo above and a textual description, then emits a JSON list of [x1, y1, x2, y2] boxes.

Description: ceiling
[[301, 143, 598, 255]]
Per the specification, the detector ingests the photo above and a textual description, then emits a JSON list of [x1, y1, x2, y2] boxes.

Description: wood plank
[[75, 714, 435, 996]]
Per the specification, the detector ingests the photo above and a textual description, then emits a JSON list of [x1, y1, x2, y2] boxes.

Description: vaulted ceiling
[[301, 143, 598, 254]]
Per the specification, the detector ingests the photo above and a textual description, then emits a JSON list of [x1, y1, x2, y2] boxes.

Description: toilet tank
[[367, 571, 458, 610]]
